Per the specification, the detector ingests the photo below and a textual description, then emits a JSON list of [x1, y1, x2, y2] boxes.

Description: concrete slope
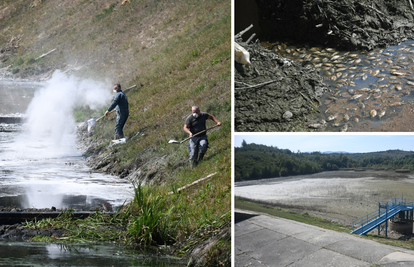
[[235, 209, 414, 267]]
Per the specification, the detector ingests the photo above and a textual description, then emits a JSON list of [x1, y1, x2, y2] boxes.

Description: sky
[[234, 134, 414, 153]]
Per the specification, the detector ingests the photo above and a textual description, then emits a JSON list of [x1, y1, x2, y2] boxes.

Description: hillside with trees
[[235, 141, 414, 181]]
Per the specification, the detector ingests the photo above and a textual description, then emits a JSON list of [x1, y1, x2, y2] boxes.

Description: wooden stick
[[35, 48, 57, 61], [246, 33, 256, 44], [410, 0, 414, 11], [360, 3, 385, 16], [235, 80, 278, 90], [168, 172, 217, 194], [299, 91, 319, 109], [235, 24, 253, 39]]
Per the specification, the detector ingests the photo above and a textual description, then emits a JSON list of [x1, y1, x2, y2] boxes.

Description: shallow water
[[0, 80, 183, 266], [262, 40, 414, 131], [0, 241, 185, 266], [0, 80, 133, 210]]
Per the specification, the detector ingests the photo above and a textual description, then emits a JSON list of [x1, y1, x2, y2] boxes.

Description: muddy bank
[[235, 170, 414, 229], [234, 40, 328, 132], [242, 0, 414, 51]]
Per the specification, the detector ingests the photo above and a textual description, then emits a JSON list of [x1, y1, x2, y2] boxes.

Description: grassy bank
[[0, 0, 230, 265], [236, 197, 414, 252]]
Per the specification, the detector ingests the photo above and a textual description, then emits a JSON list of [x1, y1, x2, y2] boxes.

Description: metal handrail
[[352, 198, 414, 231]]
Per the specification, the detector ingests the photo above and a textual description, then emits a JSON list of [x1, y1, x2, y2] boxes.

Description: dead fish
[[343, 114, 350, 121], [361, 73, 368, 80], [330, 75, 337, 81], [307, 123, 326, 129], [395, 84, 403, 91], [369, 109, 377, 118], [358, 101, 365, 109], [350, 94, 363, 100], [377, 78, 385, 83], [327, 113, 338, 121], [349, 66, 358, 70], [372, 69, 380, 76], [358, 88, 370, 92], [336, 72, 343, 78], [336, 67, 347, 72], [362, 95, 371, 101], [377, 74, 387, 78], [355, 58, 362, 64], [385, 59, 393, 64], [340, 124, 348, 132], [391, 70, 406, 76], [348, 54, 358, 58], [390, 102, 403, 106], [352, 117, 359, 123], [370, 88, 381, 93], [383, 52, 392, 56], [348, 89, 355, 95], [331, 122, 341, 127], [337, 78, 347, 84], [346, 107, 358, 111], [378, 110, 386, 119], [406, 81, 414, 86], [331, 55, 341, 61], [328, 96, 338, 101]]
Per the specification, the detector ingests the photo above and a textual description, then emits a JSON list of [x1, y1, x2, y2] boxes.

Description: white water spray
[[14, 70, 112, 159]]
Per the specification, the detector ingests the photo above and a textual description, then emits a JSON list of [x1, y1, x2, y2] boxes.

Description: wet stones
[[282, 111, 293, 121]]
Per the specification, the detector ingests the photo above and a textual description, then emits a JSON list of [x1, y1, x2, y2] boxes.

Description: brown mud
[[234, 41, 327, 132], [235, 0, 414, 132]]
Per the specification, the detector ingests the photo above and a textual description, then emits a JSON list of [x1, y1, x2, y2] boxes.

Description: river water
[[0, 77, 184, 266], [262, 39, 414, 131]]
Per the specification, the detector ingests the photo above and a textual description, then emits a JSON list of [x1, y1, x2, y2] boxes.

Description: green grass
[[2, 0, 230, 262]]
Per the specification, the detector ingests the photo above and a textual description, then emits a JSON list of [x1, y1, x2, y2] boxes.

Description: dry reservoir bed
[[235, 170, 414, 227]]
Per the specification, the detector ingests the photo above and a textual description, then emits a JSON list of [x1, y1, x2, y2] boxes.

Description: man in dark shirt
[[105, 83, 129, 139], [183, 105, 221, 167]]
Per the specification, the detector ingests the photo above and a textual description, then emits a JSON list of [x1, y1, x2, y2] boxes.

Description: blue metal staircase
[[351, 199, 414, 236]]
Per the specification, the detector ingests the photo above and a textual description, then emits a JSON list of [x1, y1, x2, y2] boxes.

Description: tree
[[241, 139, 247, 147]]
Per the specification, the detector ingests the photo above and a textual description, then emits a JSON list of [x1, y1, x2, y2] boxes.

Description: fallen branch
[[360, 3, 385, 16], [246, 33, 256, 44], [235, 24, 253, 39], [168, 172, 217, 195], [235, 79, 278, 90], [410, 0, 414, 11], [35, 48, 57, 61], [299, 91, 319, 109]]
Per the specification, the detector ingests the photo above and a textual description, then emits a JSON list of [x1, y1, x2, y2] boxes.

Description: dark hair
[[114, 84, 121, 90]]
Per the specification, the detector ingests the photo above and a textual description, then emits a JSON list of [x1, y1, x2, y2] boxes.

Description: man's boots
[[198, 153, 205, 162]]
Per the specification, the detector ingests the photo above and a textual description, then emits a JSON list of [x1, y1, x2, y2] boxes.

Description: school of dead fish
[[262, 41, 414, 131]]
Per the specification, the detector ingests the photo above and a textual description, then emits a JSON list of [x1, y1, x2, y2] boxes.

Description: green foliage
[[235, 143, 414, 181], [94, 3, 116, 21], [15, 57, 24, 66], [128, 182, 174, 246]]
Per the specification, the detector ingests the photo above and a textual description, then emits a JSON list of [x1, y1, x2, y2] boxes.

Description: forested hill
[[235, 142, 414, 181]]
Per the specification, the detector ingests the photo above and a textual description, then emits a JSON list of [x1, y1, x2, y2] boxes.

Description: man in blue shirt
[[184, 105, 221, 167], [105, 84, 129, 139]]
